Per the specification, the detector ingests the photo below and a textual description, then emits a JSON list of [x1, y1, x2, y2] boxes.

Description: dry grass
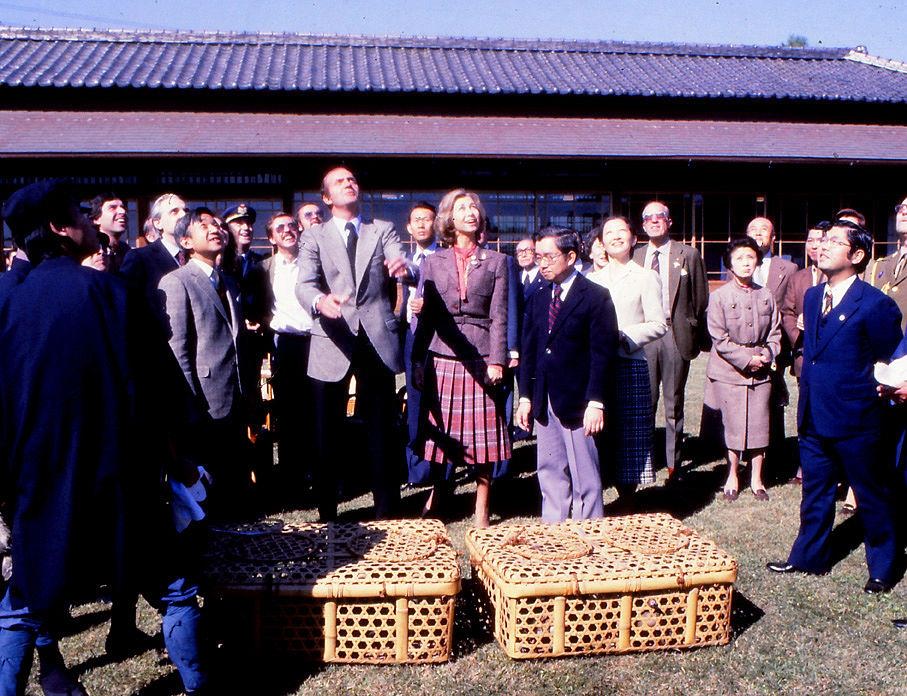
[[36, 358, 907, 696]]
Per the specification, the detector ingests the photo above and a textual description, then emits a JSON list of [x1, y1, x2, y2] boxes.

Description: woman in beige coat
[[706, 237, 782, 501], [588, 216, 667, 506]]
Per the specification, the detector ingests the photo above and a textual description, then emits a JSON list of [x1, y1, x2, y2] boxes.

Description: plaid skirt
[[420, 355, 511, 466], [610, 358, 655, 485]]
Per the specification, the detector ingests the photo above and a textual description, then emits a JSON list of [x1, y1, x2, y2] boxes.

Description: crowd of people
[[2, 167, 907, 694]]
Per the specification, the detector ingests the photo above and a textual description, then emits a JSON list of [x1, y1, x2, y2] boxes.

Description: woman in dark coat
[[706, 237, 782, 501], [413, 189, 510, 527]]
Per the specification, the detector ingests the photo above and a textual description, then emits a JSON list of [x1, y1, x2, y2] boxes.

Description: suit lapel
[[154, 239, 178, 269], [668, 243, 683, 309], [187, 263, 230, 326], [223, 274, 242, 339], [355, 222, 381, 288], [322, 221, 355, 289], [813, 280, 864, 359], [547, 276, 584, 342]]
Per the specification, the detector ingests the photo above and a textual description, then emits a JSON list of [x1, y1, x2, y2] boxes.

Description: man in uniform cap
[[0, 181, 211, 695]]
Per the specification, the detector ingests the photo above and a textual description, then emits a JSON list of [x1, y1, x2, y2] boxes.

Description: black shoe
[[766, 561, 799, 574], [105, 625, 154, 658], [892, 618, 907, 629], [38, 664, 88, 696], [864, 578, 893, 595]]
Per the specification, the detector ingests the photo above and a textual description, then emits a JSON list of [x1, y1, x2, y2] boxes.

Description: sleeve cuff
[[518, 397, 531, 405], [508, 350, 520, 359], [312, 293, 324, 316], [587, 401, 604, 410]]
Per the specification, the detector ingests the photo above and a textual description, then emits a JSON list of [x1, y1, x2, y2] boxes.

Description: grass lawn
[[39, 357, 907, 695]]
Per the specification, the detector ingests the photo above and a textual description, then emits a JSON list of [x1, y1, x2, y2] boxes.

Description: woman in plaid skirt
[[412, 189, 511, 528], [588, 217, 667, 509]]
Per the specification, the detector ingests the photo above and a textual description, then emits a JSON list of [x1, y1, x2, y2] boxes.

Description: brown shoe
[[751, 488, 769, 502], [723, 489, 739, 501]]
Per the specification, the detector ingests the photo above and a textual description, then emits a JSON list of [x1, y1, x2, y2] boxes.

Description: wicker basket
[[465, 513, 737, 659], [203, 519, 460, 664]]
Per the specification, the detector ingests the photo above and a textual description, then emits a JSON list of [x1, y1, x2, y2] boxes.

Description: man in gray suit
[[297, 166, 414, 520], [159, 207, 250, 518], [632, 201, 709, 477]]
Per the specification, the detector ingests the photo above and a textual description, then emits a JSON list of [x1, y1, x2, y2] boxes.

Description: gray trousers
[[535, 399, 604, 522], [644, 327, 691, 471]]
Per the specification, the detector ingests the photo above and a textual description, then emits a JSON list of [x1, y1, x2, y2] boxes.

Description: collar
[[161, 236, 181, 258], [825, 274, 858, 306], [647, 239, 672, 255], [554, 269, 580, 299], [275, 252, 299, 267], [190, 257, 216, 278], [331, 216, 361, 236], [413, 242, 438, 262], [522, 266, 539, 282]]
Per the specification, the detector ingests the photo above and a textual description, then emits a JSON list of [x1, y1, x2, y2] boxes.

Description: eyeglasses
[[273, 222, 299, 233], [642, 212, 670, 223], [302, 209, 323, 218], [535, 252, 564, 265], [410, 215, 433, 224], [516, 247, 534, 255], [895, 204, 907, 215], [819, 236, 851, 249]]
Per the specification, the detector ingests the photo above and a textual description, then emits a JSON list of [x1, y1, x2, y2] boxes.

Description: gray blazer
[[296, 218, 408, 381], [413, 248, 509, 367], [159, 261, 242, 420], [706, 281, 781, 386]]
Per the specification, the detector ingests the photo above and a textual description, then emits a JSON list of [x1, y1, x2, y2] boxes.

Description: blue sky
[[0, 0, 905, 61]]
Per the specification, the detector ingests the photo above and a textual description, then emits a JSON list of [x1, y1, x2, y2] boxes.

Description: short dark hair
[[320, 165, 355, 199], [89, 192, 119, 223], [835, 208, 866, 227], [809, 220, 833, 233], [174, 206, 215, 240], [829, 219, 873, 272], [409, 201, 436, 220], [723, 236, 763, 269], [537, 225, 581, 258]]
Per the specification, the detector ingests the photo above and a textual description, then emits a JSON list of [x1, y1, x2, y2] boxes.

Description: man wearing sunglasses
[[632, 201, 709, 480]]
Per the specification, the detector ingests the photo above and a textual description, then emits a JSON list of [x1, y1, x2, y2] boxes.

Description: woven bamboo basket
[[203, 519, 460, 664], [465, 513, 737, 659]]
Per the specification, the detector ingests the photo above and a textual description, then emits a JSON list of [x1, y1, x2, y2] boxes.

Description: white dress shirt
[[270, 253, 313, 335], [753, 251, 773, 288], [520, 266, 540, 286], [407, 242, 438, 323], [162, 235, 181, 262], [824, 274, 857, 311], [331, 215, 361, 244]]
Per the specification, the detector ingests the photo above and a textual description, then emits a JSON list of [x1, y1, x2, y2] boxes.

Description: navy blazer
[[119, 239, 179, 322], [798, 278, 902, 437], [519, 273, 619, 429]]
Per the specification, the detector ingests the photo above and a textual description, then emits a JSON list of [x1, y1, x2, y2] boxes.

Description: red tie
[[548, 284, 562, 332]]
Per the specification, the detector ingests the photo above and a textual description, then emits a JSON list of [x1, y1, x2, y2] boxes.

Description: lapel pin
[[839, 314, 846, 321]]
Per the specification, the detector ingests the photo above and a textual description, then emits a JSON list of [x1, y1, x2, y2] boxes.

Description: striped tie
[[822, 291, 833, 317], [548, 284, 562, 332]]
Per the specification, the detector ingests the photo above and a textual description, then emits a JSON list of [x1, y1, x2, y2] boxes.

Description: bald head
[[746, 217, 775, 253]]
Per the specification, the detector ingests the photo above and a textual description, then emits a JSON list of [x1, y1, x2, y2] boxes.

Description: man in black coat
[[516, 226, 619, 521], [0, 182, 210, 695]]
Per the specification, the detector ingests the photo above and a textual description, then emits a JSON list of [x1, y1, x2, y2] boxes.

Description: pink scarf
[[453, 243, 478, 301]]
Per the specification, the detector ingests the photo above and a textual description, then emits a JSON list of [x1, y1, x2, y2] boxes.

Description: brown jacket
[[413, 247, 509, 367], [632, 241, 710, 361], [706, 281, 782, 386], [780, 266, 822, 378]]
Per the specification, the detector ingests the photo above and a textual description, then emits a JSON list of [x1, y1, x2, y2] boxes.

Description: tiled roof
[[2, 111, 907, 162], [1, 26, 906, 102]]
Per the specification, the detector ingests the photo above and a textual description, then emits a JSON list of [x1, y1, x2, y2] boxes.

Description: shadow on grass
[[60, 607, 110, 637], [731, 590, 764, 638]]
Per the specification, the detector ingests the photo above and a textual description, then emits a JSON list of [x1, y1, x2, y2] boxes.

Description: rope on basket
[[346, 528, 449, 562], [501, 527, 593, 561], [596, 523, 693, 555]]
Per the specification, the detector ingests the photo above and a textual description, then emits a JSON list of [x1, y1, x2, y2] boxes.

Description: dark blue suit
[[119, 239, 179, 326], [788, 278, 902, 580]]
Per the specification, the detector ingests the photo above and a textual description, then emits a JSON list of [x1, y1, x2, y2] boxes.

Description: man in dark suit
[[159, 207, 250, 518], [119, 192, 188, 322], [89, 192, 130, 273], [632, 201, 709, 476], [296, 166, 415, 521], [768, 221, 903, 593], [0, 182, 210, 696], [516, 226, 619, 521]]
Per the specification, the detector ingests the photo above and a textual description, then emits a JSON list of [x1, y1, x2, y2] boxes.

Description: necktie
[[651, 249, 660, 274], [522, 272, 531, 290], [822, 291, 833, 317], [176, 249, 188, 267], [345, 222, 357, 276], [548, 284, 562, 332], [896, 253, 907, 279], [213, 271, 232, 319]]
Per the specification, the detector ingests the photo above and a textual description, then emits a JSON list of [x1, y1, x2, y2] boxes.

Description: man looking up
[[867, 196, 907, 331], [295, 201, 324, 233], [767, 221, 902, 593], [632, 201, 709, 478], [89, 192, 129, 273], [297, 166, 414, 521]]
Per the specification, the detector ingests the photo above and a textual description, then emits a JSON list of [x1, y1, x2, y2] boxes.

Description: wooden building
[[2, 27, 907, 276]]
